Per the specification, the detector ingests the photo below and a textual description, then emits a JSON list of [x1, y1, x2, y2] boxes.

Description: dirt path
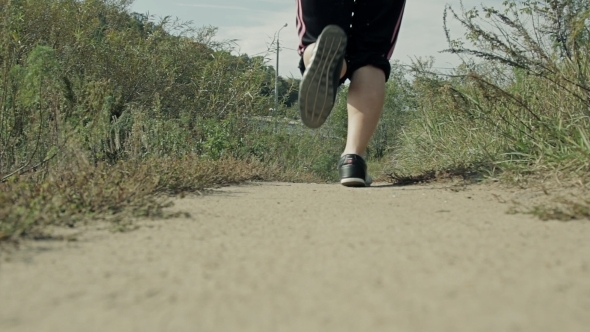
[[1, 182, 590, 332]]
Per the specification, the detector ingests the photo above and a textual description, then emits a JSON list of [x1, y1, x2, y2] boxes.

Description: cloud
[[391, 0, 460, 67], [216, 5, 302, 78], [176, 3, 275, 13], [133, 0, 508, 74], [215, 0, 508, 76], [392, 0, 505, 68]]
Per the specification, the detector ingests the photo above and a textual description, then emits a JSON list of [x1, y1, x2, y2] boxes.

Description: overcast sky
[[131, 0, 505, 78]]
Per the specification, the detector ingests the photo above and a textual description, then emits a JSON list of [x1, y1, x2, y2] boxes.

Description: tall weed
[[390, 0, 590, 182]]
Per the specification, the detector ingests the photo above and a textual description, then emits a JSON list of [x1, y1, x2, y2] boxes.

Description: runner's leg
[[344, 66, 386, 156], [296, 0, 355, 128], [343, 0, 406, 156]]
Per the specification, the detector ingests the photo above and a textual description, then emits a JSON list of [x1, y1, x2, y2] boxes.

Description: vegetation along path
[[1, 182, 590, 332]]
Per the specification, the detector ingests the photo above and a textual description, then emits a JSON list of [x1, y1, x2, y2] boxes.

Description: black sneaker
[[299, 25, 347, 129], [338, 154, 373, 187]]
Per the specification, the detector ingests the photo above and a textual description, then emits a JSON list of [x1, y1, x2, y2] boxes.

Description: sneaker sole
[[340, 178, 368, 187], [299, 26, 347, 129]]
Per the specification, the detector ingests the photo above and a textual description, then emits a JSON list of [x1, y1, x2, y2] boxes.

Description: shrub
[[389, 0, 590, 180]]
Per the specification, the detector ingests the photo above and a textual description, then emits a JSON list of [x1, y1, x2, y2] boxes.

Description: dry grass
[[0, 152, 324, 242]]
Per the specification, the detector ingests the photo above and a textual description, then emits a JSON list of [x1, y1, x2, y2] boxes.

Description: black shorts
[[295, 0, 406, 82]]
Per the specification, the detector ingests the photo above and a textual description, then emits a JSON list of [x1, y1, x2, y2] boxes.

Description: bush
[[388, 0, 590, 180], [0, 0, 337, 241]]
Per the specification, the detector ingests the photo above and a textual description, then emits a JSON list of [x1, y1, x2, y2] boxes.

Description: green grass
[[382, 0, 590, 219], [0, 0, 346, 241]]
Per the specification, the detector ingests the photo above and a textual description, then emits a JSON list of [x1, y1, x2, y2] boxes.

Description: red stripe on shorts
[[296, 0, 307, 55], [387, 0, 406, 59]]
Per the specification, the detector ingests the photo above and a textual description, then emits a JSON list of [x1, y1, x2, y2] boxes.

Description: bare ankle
[[342, 151, 366, 158]]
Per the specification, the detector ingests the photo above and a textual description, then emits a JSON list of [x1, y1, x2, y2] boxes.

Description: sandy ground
[[1, 182, 590, 332]]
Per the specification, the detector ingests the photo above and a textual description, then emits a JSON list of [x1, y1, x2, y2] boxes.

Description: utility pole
[[275, 23, 288, 116]]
